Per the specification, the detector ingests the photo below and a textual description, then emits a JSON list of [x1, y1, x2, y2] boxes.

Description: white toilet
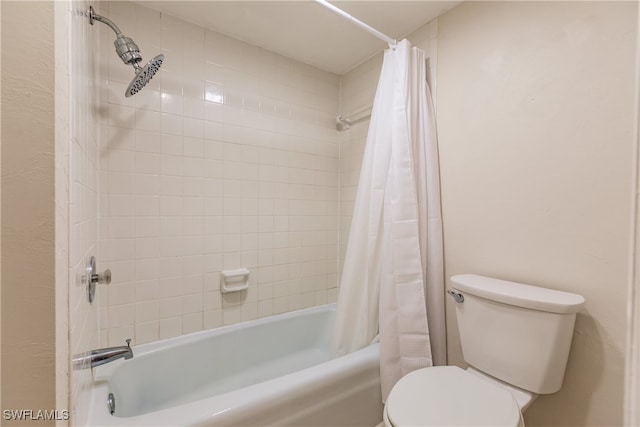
[[383, 274, 585, 427]]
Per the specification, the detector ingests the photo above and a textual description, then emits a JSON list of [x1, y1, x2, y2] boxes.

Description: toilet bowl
[[383, 366, 526, 427], [382, 274, 585, 427]]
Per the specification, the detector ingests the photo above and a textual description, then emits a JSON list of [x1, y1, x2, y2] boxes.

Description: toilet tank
[[450, 274, 585, 395]]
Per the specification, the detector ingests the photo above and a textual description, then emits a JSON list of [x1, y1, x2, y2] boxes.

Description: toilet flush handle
[[447, 290, 464, 303]]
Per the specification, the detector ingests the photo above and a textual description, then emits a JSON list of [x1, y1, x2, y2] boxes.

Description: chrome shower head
[[89, 6, 164, 97], [126, 54, 164, 97]]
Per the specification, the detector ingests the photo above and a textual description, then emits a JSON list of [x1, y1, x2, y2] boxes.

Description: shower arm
[[89, 6, 122, 36], [88, 6, 143, 70]]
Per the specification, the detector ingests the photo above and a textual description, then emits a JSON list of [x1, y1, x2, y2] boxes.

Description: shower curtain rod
[[336, 104, 372, 131], [313, 0, 397, 48]]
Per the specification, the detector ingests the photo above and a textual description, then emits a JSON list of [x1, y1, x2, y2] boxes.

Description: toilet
[[383, 274, 585, 427]]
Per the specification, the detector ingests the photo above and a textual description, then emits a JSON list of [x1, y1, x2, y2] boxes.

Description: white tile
[[135, 196, 159, 217], [136, 131, 162, 154], [107, 304, 135, 328], [135, 152, 160, 174], [205, 101, 224, 123], [159, 237, 184, 257], [182, 294, 203, 314], [182, 313, 203, 334], [183, 236, 203, 255], [205, 82, 224, 104], [108, 325, 135, 347], [108, 239, 135, 262], [135, 280, 159, 302], [161, 133, 184, 156], [159, 278, 183, 300], [184, 137, 204, 158], [135, 321, 159, 344], [135, 217, 159, 238], [204, 309, 222, 329], [183, 158, 204, 177], [257, 299, 274, 318], [222, 252, 242, 270], [222, 305, 242, 325], [160, 175, 183, 196], [204, 121, 223, 141], [184, 97, 205, 119], [109, 194, 135, 216], [109, 261, 136, 284], [108, 283, 135, 307], [205, 62, 224, 84], [183, 197, 204, 216], [99, 12, 344, 346], [135, 259, 159, 280], [159, 317, 182, 339], [183, 255, 204, 275], [109, 217, 135, 239], [108, 172, 135, 195], [183, 78, 204, 100], [159, 257, 182, 278], [135, 300, 159, 323], [136, 109, 161, 132], [135, 88, 161, 112], [203, 216, 224, 235], [135, 174, 160, 195], [241, 302, 257, 322], [223, 215, 242, 234], [160, 113, 183, 135], [183, 177, 205, 197], [136, 237, 159, 259], [161, 217, 183, 236], [204, 291, 222, 310], [183, 217, 203, 236], [184, 118, 204, 139]]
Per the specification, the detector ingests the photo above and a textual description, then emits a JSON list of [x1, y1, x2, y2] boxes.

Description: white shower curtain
[[332, 39, 445, 401]]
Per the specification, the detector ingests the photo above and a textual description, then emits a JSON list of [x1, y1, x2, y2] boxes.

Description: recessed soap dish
[[220, 268, 250, 293]]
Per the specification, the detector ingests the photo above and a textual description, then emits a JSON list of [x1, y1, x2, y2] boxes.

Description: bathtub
[[87, 304, 383, 426]]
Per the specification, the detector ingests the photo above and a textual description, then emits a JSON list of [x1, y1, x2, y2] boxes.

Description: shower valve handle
[[85, 256, 112, 303], [91, 269, 112, 285]]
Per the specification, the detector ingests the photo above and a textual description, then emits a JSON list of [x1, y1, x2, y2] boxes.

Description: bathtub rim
[[99, 302, 337, 365], [87, 303, 382, 426]]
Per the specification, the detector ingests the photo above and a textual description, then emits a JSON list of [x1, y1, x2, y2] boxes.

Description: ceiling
[[138, 1, 462, 75]]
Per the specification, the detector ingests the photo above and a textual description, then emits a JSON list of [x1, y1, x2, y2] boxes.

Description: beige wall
[[1, 1, 57, 424], [437, 2, 636, 425]]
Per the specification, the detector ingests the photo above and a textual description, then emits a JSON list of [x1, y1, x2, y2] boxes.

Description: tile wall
[[96, 2, 341, 346], [67, 0, 101, 424]]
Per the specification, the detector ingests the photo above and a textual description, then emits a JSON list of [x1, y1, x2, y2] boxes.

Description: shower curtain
[[332, 39, 444, 401]]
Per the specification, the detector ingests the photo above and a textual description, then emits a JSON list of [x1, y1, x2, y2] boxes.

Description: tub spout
[[72, 339, 133, 370]]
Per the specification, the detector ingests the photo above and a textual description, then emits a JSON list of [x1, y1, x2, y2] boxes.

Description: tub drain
[[107, 393, 116, 415]]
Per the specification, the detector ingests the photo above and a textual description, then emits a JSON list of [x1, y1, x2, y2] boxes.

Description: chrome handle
[[447, 290, 464, 303], [85, 256, 112, 303], [91, 269, 112, 285]]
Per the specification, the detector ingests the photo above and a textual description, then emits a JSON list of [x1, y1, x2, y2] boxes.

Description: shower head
[[89, 6, 163, 97], [126, 54, 164, 97]]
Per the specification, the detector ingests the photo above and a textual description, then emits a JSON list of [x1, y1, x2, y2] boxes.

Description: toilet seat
[[384, 366, 523, 427]]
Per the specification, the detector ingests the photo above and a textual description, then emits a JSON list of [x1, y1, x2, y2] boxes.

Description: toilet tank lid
[[450, 274, 585, 314]]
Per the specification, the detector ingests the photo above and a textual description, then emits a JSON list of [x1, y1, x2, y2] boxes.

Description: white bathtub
[[87, 304, 383, 426]]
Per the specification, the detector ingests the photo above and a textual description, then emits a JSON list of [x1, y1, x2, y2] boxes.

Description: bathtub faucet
[[72, 339, 133, 370]]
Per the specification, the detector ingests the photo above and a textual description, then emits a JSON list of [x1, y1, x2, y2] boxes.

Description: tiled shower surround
[[97, 2, 341, 345]]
